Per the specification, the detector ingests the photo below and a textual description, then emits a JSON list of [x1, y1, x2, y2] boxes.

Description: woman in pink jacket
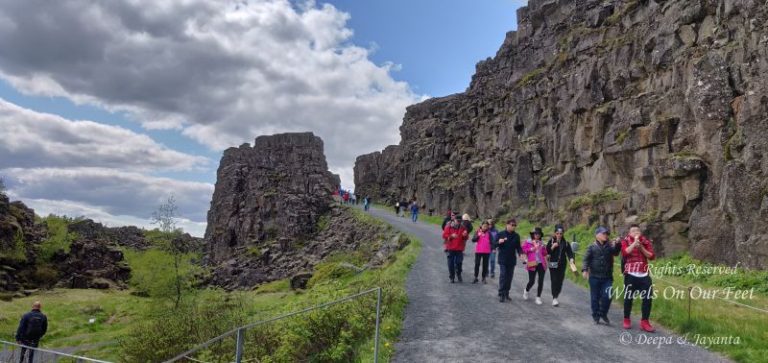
[[471, 221, 493, 284], [522, 227, 548, 305]]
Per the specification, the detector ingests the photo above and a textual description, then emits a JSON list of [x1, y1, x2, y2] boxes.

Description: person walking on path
[[399, 199, 408, 217], [546, 224, 575, 307], [410, 200, 420, 223], [621, 224, 657, 332], [442, 216, 468, 283], [394, 201, 400, 215], [363, 196, 370, 211], [523, 227, 549, 305], [441, 210, 454, 230], [471, 221, 493, 284], [486, 218, 499, 278], [496, 219, 524, 302], [582, 226, 621, 325], [15, 301, 48, 363], [461, 214, 473, 234]]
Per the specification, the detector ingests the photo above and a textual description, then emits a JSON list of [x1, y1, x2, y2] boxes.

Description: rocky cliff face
[[204, 132, 337, 265], [354, 0, 768, 268], [0, 194, 43, 292]]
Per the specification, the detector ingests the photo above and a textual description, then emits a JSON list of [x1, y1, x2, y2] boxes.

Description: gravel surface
[[366, 207, 731, 363]]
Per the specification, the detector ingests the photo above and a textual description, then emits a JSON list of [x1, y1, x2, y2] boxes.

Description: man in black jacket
[[582, 227, 621, 324], [496, 218, 525, 302], [16, 301, 48, 363]]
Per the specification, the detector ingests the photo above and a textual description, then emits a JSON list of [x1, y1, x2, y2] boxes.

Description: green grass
[[401, 205, 767, 362], [0, 289, 150, 359], [0, 208, 422, 362], [566, 188, 625, 210]]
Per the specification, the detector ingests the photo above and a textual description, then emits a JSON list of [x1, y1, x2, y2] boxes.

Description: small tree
[[151, 195, 186, 307]]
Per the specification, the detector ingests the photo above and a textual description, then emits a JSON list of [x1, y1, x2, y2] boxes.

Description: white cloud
[[0, 98, 210, 171], [0, 0, 422, 188], [2, 168, 213, 223]]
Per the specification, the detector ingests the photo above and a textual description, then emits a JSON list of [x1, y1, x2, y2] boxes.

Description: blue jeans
[[364, 203, 369, 211], [411, 211, 419, 222], [446, 251, 463, 280], [589, 276, 614, 319], [488, 251, 496, 275]]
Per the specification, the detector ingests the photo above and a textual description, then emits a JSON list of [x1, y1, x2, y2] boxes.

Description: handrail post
[[374, 287, 382, 363], [235, 328, 245, 363]]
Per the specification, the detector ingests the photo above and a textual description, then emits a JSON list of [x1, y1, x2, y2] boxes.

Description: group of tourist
[[439, 210, 657, 332], [395, 199, 424, 223]]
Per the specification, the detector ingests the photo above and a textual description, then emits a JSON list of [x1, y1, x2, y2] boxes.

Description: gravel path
[[367, 207, 731, 363]]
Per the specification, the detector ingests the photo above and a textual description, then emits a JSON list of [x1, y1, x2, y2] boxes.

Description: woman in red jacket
[[621, 224, 656, 332], [443, 216, 468, 283]]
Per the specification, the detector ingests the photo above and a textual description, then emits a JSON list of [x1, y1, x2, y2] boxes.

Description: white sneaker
[[552, 298, 559, 306], [535, 297, 542, 305], [523, 290, 529, 300]]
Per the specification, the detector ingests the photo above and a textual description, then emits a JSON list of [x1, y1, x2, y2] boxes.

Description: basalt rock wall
[[354, 0, 768, 268]]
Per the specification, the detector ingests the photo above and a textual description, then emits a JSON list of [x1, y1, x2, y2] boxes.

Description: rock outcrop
[[52, 239, 131, 289], [354, 0, 768, 269], [204, 132, 404, 289], [0, 195, 43, 292]]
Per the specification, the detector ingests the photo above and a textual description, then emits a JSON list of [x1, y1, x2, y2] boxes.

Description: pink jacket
[[473, 230, 492, 254], [522, 239, 548, 271]]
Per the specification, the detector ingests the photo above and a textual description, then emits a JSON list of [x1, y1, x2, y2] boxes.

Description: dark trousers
[[19, 340, 38, 363], [549, 265, 566, 298], [446, 251, 463, 279], [624, 274, 653, 320], [526, 263, 546, 297], [474, 253, 489, 279], [589, 276, 614, 319], [498, 263, 515, 297]]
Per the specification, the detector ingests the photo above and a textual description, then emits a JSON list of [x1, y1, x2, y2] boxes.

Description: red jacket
[[443, 224, 468, 252], [621, 235, 656, 274]]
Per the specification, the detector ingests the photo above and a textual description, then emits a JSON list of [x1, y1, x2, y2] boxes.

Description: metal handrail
[[0, 340, 112, 363], [165, 287, 383, 363]]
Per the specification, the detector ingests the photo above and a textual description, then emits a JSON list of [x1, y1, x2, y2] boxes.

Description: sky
[[0, 0, 525, 237]]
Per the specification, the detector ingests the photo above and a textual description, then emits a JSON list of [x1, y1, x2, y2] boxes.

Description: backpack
[[25, 314, 45, 340]]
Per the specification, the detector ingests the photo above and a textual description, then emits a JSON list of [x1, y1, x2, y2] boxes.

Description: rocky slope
[[0, 194, 205, 293], [354, 0, 768, 268], [204, 132, 404, 289], [0, 194, 43, 292]]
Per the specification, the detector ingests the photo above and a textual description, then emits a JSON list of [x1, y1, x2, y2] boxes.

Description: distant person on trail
[[394, 201, 400, 215], [582, 226, 621, 325], [400, 199, 408, 217], [522, 227, 549, 305], [364, 196, 370, 211], [471, 221, 492, 284], [351, 193, 356, 204], [442, 215, 468, 283], [441, 210, 454, 230], [410, 200, 420, 223], [343, 192, 350, 204], [486, 218, 499, 278], [496, 219, 524, 302], [546, 224, 576, 307], [461, 214, 473, 235], [621, 224, 656, 332], [16, 301, 48, 363]]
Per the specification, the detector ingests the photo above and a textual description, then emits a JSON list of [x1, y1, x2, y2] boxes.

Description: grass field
[[0, 207, 422, 362], [380, 205, 768, 362]]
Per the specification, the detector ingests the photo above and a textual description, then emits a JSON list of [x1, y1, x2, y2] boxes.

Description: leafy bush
[[123, 248, 200, 301], [40, 215, 78, 261]]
